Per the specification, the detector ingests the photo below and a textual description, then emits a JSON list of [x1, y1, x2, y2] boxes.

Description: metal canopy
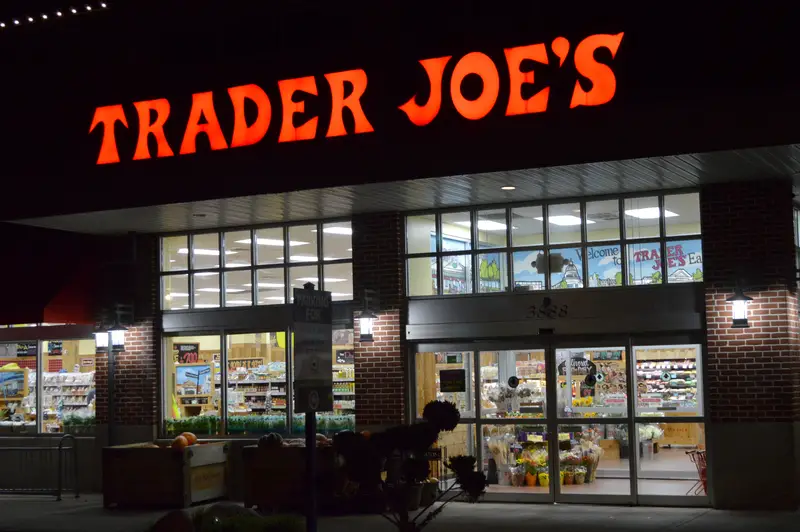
[[13, 144, 800, 235]]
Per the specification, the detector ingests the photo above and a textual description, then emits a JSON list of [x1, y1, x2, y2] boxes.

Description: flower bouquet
[[574, 466, 587, 485]]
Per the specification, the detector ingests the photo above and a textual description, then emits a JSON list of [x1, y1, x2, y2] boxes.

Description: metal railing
[[0, 434, 79, 500]]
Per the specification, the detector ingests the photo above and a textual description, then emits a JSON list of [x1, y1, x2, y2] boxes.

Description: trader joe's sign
[[89, 32, 624, 164]]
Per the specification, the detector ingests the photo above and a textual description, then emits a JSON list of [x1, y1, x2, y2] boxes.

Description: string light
[[42, 14, 48, 20], [13, 20, 19, 25], [71, 8, 78, 14], [0, 3, 110, 32], [56, 11, 62, 16], [0, 23, 5, 28], [27, 17, 34, 23], [85, 5, 92, 11]]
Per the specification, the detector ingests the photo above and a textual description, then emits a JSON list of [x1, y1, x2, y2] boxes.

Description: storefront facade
[[0, 2, 797, 510]]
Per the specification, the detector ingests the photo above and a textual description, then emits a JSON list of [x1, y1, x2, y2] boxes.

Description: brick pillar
[[701, 179, 800, 509], [352, 212, 406, 430]]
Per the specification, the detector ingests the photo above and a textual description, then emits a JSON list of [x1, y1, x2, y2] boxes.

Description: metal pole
[[305, 410, 317, 532], [108, 349, 115, 447]]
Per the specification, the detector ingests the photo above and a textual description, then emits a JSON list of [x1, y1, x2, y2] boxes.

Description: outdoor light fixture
[[727, 286, 753, 328], [108, 320, 128, 352], [359, 309, 378, 343], [94, 328, 109, 353]]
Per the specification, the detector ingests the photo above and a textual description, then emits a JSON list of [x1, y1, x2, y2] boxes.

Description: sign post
[[293, 283, 332, 532]]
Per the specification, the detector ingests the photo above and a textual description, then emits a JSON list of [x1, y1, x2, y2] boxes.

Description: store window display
[[164, 335, 221, 435], [480, 350, 546, 419], [635, 422, 706, 496], [0, 342, 36, 433], [415, 351, 474, 418], [226, 332, 287, 434], [556, 348, 628, 418], [41, 339, 96, 434], [634, 345, 702, 416], [483, 425, 551, 492]]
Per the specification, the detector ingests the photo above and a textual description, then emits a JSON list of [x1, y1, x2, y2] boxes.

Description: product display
[[635, 345, 701, 415]]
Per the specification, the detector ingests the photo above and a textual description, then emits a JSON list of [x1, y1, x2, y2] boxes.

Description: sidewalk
[[0, 495, 796, 532]]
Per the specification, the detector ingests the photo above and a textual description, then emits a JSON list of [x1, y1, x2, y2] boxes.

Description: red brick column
[[701, 179, 800, 509], [351, 212, 406, 429]]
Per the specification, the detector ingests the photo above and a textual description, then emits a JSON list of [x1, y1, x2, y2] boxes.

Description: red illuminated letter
[[450, 52, 500, 120], [570, 32, 624, 108], [133, 99, 174, 160], [504, 43, 549, 116], [228, 84, 271, 148], [89, 104, 128, 165], [325, 69, 374, 137], [399, 56, 451, 126], [278, 76, 318, 142], [180, 91, 229, 155]]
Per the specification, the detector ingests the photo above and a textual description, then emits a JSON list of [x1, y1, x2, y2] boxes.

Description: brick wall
[[352, 212, 406, 428], [701, 179, 800, 422], [95, 319, 160, 425]]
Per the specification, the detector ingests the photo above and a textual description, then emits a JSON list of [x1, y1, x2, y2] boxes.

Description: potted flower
[[538, 471, 549, 487], [574, 466, 587, 485]]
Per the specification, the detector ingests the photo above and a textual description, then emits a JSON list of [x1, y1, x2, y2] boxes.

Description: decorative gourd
[[171, 435, 189, 450], [180, 432, 198, 445]]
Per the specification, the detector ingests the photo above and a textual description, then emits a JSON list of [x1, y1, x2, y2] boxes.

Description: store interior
[[417, 344, 705, 498], [406, 193, 703, 296], [164, 329, 355, 435], [0, 339, 96, 434]]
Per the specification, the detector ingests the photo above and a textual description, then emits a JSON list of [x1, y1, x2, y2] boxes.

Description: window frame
[[405, 191, 703, 297], [159, 218, 354, 311]]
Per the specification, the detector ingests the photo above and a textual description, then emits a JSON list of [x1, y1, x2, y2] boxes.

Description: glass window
[[289, 265, 319, 294], [256, 268, 286, 305], [165, 335, 221, 436], [624, 197, 661, 239], [192, 233, 220, 269], [224, 270, 252, 307], [634, 344, 702, 416], [587, 245, 623, 287], [477, 209, 507, 249], [163, 274, 189, 310], [555, 348, 628, 418], [480, 350, 546, 419], [41, 339, 96, 435], [226, 332, 287, 435], [415, 351, 474, 418], [288, 225, 318, 263], [477, 252, 508, 293], [627, 242, 662, 285], [547, 203, 582, 245], [550, 247, 583, 289], [437, 424, 477, 483], [0, 342, 37, 433], [635, 422, 707, 496], [406, 214, 437, 255], [665, 193, 701, 237], [513, 249, 546, 291], [512, 206, 544, 247], [162, 235, 188, 271], [441, 212, 472, 251], [255, 227, 286, 265], [323, 221, 352, 261], [408, 257, 438, 296], [194, 272, 221, 308], [558, 423, 630, 495], [323, 262, 353, 301], [482, 424, 548, 491], [666, 239, 703, 283], [224, 230, 252, 268], [442, 254, 472, 295], [586, 199, 620, 242]]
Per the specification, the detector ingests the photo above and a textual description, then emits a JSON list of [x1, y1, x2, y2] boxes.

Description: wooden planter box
[[242, 445, 338, 512], [102, 442, 229, 508]]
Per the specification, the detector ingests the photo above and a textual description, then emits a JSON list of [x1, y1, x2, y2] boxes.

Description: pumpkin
[[361, 430, 371, 439], [171, 435, 189, 450], [180, 432, 198, 445]]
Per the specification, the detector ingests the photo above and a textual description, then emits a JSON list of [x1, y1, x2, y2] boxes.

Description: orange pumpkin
[[361, 430, 371, 440], [180, 432, 198, 445], [171, 435, 189, 450]]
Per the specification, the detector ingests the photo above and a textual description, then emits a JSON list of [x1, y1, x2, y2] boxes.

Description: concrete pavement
[[0, 495, 796, 532]]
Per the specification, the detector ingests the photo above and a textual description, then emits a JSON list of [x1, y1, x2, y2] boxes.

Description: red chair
[[686, 450, 707, 495]]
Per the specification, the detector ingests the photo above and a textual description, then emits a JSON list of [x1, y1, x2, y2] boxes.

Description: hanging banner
[[48, 341, 63, 356], [293, 286, 333, 413]]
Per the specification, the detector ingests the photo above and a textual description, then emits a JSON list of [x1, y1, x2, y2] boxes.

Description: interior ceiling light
[[42, 14, 48, 20], [71, 8, 78, 14], [535, 215, 594, 226], [196, 288, 247, 293], [56, 11, 62, 16], [177, 248, 236, 255], [454, 220, 507, 231], [243, 282, 285, 288], [226, 300, 252, 306], [27, 17, 34, 22], [311, 227, 353, 235], [235, 238, 308, 247], [625, 207, 678, 219], [296, 277, 347, 283], [167, 292, 190, 298], [501, 186, 516, 191], [193, 272, 218, 277], [262, 297, 287, 301], [194, 304, 219, 309]]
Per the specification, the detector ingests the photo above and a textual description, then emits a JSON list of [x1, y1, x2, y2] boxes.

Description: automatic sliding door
[[479, 349, 553, 501], [553, 346, 633, 502]]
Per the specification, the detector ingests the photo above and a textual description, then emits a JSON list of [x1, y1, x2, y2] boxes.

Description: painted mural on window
[[512, 250, 546, 291], [627, 241, 662, 285], [478, 252, 506, 292], [550, 247, 584, 290], [666, 239, 703, 283], [587, 245, 623, 287]]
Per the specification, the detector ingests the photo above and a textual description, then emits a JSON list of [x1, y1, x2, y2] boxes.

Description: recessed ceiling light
[[167, 292, 189, 298], [194, 304, 219, 309], [177, 248, 236, 256], [243, 282, 285, 288], [196, 288, 246, 293], [455, 220, 507, 231], [193, 272, 217, 277], [501, 186, 516, 191], [262, 297, 286, 302], [347, 248, 353, 252], [535, 215, 594, 226], [322, 226, 352, 235], [226, 300, 252, 306], [296, 277, 347, 283], [235, 238, 308, 247], [625, 208, 678, 219], [330, 293, 353, 298]]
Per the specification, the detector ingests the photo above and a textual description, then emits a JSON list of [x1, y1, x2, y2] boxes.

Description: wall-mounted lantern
[[359, 289, 380, 343], [94, 326, 109, 354], [108, 320, 128, 353], [727, 286, 753, 328]]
